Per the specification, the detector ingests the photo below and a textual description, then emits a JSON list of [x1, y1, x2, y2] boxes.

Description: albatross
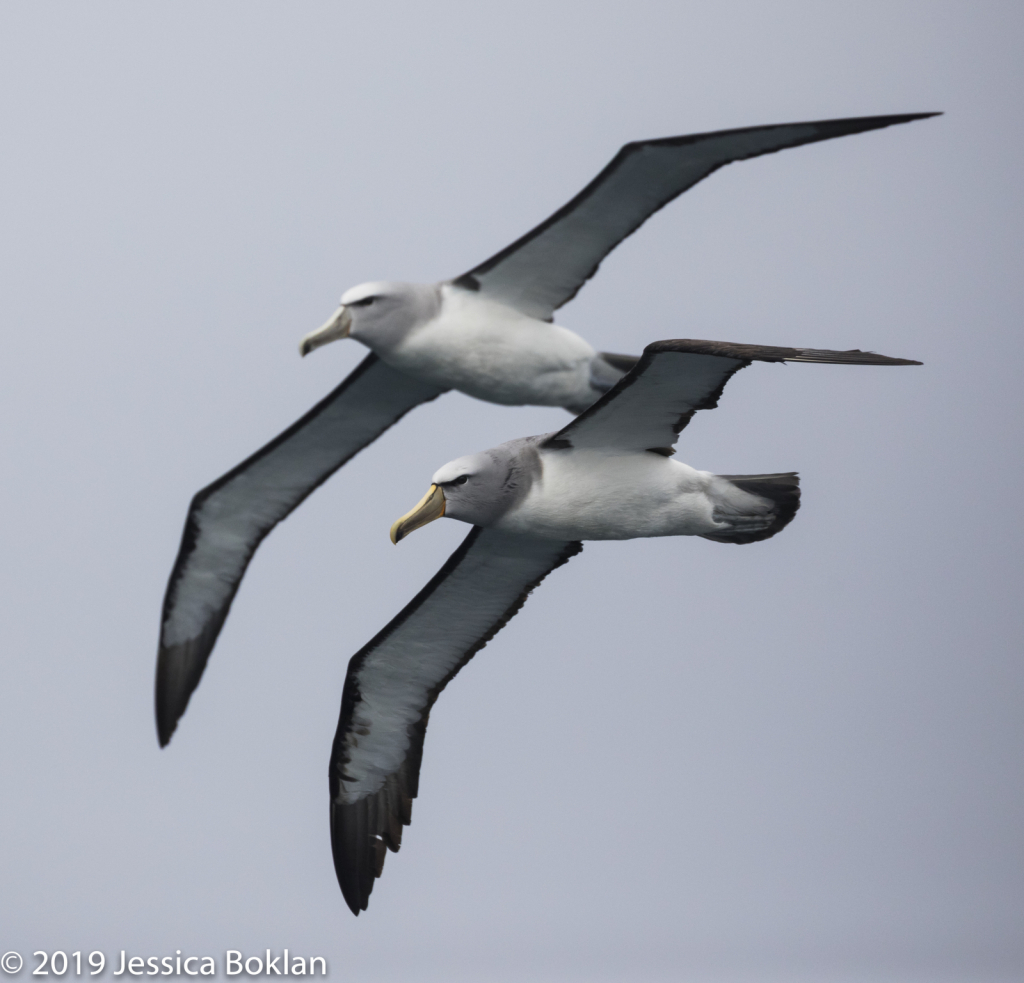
[[156, 112, 937, 746], [331, 337, 922, 914]]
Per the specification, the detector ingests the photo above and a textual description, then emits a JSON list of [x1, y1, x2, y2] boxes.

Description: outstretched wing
[[544, 339, 921, 453], [330, 527, 582, 915], [453, 113, 939, 320], [156, 354, 446, 747]]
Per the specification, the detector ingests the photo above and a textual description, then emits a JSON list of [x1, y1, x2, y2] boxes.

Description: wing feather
[[544, 339, 921, 453], [155, 354, 446, 746], [453, 114, 939, 319], [330, 527, 582, 914]]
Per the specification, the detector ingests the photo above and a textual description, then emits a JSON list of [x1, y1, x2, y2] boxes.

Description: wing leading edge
[[330, 527, 582, 914], [453, 113, 939, 320], [156, 354, 446, 747]]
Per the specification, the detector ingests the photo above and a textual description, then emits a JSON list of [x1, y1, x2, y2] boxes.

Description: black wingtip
[[331, 800, 380, 916], [638, 111, 944, 155], [789, 348, 924, 367], [341, 882, 363, 917], [156, 709, 176, 748], [155, 672, 181, 749], [839, 111, 942, 125], [154, 632, 217, 750], [804, 111, 943, 140], [760, 110, 945, 146]]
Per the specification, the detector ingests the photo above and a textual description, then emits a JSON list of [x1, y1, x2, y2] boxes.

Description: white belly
[[379, 286, 598, 408], [496, 450, 728, 541]]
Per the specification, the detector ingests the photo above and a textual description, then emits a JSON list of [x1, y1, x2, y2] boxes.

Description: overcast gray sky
[[1, 2, 1021, 981]]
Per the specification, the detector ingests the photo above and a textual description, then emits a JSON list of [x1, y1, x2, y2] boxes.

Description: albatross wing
[[544, 340, 922, 453], [156, 354, 446, 747], [330, 527, 581, 914], [453, 113, 939, 320]]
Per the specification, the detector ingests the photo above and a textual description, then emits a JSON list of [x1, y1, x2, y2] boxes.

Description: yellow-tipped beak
[[390, 484, 446, 544], [299, 305, 352, 357]]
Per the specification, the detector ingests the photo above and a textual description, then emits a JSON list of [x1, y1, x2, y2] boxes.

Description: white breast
[[381, 286, 598, 408], [496, 449, 728, 541]]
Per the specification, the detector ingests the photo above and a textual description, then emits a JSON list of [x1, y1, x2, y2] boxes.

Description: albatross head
[[390, 438, 542, 543], [299, 281, 441, 357]]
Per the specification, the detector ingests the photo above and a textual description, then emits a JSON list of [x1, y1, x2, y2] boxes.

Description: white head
[[299, 281, 441, 357], [390, 437, 544, 542]]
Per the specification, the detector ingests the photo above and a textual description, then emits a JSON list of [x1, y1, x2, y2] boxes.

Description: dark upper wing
[[544, 339, 921, 453], [452, 113, 939, 320], [330, 527, 582, 915], [156, 354, 446, 747]]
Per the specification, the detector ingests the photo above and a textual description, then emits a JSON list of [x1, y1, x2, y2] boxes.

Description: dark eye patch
[[453, 475, 470, 485], [350, 296, 376, 308]]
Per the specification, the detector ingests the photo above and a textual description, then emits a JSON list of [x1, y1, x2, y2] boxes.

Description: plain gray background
[[0, 2, 1021, 980]]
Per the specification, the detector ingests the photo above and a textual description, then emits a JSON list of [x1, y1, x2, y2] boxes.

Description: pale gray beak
[[299, 305, 352, 357]]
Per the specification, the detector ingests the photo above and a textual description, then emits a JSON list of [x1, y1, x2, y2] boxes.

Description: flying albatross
[[156, 112, 937, 746], [330, 336, 922, 914]]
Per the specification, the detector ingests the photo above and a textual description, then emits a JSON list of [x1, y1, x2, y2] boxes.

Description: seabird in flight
[[156, 113, 938, 746], [331, 337, 922, 914]]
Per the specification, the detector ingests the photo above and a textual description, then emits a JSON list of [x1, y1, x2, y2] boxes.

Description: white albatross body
[[484, 450, 731, 541], [349, 283, 604, 411]]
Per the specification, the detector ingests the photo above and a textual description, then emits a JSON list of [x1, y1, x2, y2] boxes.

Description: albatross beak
[[390, 484, 446, 544], [299, 305, 352, 357]]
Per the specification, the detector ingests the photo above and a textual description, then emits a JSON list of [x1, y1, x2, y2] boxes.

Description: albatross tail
[[701, 472, 801, 545]]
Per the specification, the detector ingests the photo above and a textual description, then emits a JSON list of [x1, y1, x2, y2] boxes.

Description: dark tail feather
[[702, 472, 801, 545]]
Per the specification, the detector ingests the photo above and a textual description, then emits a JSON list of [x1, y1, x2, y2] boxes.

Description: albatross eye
[[350, 296, 376, 308], [454, 475, 470, 485]]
